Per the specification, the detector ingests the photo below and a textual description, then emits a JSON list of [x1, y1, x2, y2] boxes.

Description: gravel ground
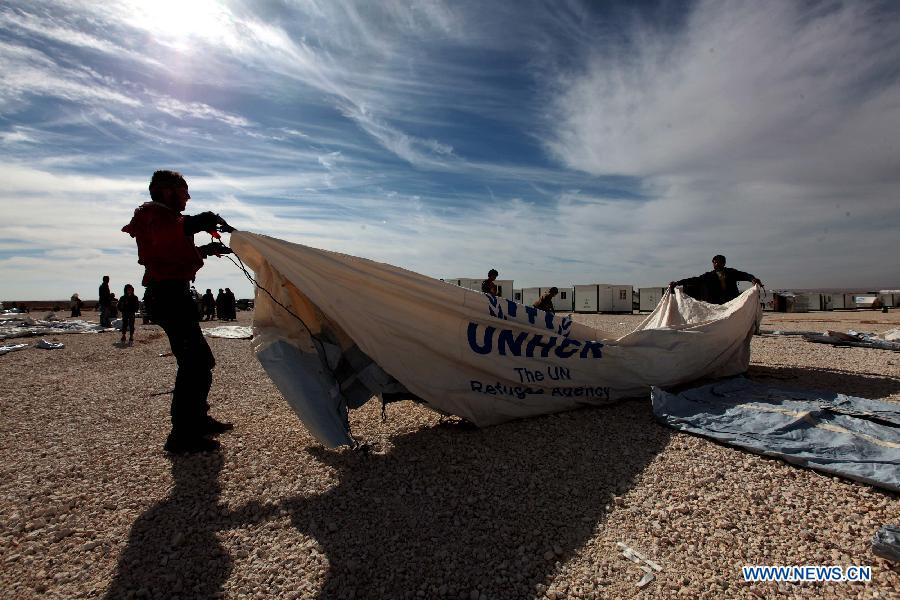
[[1, 308, 898, 599]]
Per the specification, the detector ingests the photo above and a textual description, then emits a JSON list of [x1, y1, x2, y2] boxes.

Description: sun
[[123, 0, 234, 50]]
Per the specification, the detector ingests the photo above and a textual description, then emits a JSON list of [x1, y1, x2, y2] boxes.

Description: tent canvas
[[230, 232, 762, 447]]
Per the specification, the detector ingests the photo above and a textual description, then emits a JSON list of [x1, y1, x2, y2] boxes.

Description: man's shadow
[[106, 451, 231, 599], [278, 400, 670, 599]]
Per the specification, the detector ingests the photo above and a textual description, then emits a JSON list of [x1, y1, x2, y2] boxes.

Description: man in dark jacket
[[215, 288, 225, 321], [122, 170, 236, 454], [98, 275, 112, 327], [224, 288, 237, 320], [669, 255, 762, 304], [202, 289, 216, 321], [534, 287, 558, 313]]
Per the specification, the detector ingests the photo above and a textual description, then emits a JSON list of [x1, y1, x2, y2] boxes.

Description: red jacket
[[122, 202, 204, 285]]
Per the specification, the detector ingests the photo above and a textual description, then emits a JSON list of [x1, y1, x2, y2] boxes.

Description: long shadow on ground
[[106, 400, 670, 599], [105, 451, 231, 599], [279, 400, 670, 599]]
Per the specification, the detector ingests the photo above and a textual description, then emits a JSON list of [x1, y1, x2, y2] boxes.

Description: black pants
[[120, 313, 135, 336], [147, 280, 216, 437]]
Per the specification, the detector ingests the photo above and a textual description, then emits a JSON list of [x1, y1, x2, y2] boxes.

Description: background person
[[141, 289, 152, 324], [216, 288, 225, 321], [70, 293, 83, 317], [669, 254, 762, 304], [534, 287, 558, 313], [122, 169, 236, 454], [202, 288, 216, 321], [108, 293, 119, 320], [190, 286, 202, 319], [224, 287, 237, 320], [481, 269, 499, 296], [118, 284, 140, 344], [98, 275, 112, 327]]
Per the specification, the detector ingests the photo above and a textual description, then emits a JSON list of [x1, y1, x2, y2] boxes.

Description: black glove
[[215, 215, 235, 233], [184, 212, 236, 234], [198, 242, 233, 258]]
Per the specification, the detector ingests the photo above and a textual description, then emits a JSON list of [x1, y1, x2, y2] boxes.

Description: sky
[[1, 0, 899, 300]]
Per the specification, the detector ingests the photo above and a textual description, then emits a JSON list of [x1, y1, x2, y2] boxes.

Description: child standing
[[70, 293, 83, 317], [118, 284, 140, 343]]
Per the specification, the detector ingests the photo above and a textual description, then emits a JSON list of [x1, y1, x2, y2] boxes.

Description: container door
[[574, 285, 598, 312]]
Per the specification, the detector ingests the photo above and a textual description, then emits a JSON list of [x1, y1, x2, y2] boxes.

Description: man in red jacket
[[123, 170, 236, 454]]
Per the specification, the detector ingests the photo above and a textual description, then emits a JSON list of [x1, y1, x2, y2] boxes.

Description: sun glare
[[124, 0, 233, 50]]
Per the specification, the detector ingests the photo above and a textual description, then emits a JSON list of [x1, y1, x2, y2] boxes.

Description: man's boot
[[202, 415, 234, 435]]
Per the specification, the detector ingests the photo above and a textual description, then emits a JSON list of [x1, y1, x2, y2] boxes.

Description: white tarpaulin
[[0, 317, 111, 340], [203, 325, 253, 339], [230, 232, 762, 447]]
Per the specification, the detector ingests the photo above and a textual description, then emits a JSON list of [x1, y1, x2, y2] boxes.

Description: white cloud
[[0, 6, 163, 69], [0, 40, 143, 110], [544, 0, 900, 287], [0, 127, 36, 144], [152, 96, 251, 128], [549, 1, 900, 180], [339, 102, 457, 168]]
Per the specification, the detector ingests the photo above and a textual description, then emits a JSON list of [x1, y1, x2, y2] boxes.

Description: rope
[[218, 240, 366, 450]]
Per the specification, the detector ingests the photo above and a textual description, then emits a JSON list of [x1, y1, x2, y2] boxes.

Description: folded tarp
[[0, 343, 28, 355], [652, 378, 900, 492], [872, 525, 900, 562], [230, 231, 762, 447], [802, 330, 900, 352]]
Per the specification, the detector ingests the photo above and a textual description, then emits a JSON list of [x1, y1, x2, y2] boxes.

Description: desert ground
[[0, 308, 898, 599]]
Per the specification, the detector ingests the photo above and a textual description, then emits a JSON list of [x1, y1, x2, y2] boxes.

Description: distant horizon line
[[5, 286, 899, 303]]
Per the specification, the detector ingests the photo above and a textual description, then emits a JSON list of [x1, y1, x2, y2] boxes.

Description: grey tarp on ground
[[651, 378, 900, 492]]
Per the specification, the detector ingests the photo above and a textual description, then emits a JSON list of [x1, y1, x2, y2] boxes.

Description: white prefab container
[[574, 285, 599, 312], [494, 279, 514, 300], [522, 287, 541, 307], [854, 295, 878, 309], [597, 285, 614, 312], [803, 293, 825, 311], [458, 278, 482, 292], [611, 285, 633, 313], [774, 293, 809, 312], [545, 287, 574, 312], [639, 287, 667, 312], [513, 289, 523, 303], [878, 292, 898, 307]]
